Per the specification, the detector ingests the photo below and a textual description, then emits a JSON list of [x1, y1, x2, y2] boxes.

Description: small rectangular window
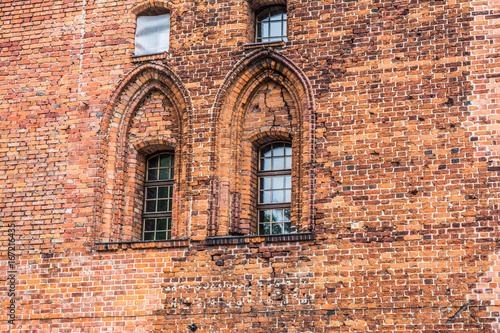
[[135, 13, 170, 56]]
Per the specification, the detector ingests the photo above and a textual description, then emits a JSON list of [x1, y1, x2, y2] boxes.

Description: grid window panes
[[258, 142, 292, 235], [256, 6, 287, 43], [143, 152, 174, 240]]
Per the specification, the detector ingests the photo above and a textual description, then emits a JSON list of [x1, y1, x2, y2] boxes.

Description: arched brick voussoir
[[248, 127, 292, 147], [132, 137, 177, 156], [131, 0, 172, 15], [214, 49, 314, 123]]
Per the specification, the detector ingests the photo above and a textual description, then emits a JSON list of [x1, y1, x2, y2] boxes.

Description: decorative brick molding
[[99, 63, 192, 243], [211, 49, 315, 237], [131, 0, 172, 15], [95, 239, 189, 251], [206, 232, 314, 246]]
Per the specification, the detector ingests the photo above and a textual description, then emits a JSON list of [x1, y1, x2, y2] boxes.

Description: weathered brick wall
[[1, 0, 499, 332]]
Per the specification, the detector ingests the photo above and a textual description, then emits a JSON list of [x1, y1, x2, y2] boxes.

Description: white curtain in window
[[135, 14, 170, 56]]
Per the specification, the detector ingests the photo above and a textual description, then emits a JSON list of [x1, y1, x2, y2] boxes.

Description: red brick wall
[[1, 0, 499, 332]]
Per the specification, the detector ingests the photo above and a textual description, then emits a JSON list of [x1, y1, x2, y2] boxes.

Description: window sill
[[243, 41, 286, 50], [95, 238, 189, 251], [206, 232, 314, 246], [131, 51, 169, 63]]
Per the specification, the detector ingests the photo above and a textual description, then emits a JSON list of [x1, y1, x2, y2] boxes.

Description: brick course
[[1, 0, 499, 332]]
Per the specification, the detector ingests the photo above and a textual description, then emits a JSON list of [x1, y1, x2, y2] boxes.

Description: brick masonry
[[0, 0, 499, 332]]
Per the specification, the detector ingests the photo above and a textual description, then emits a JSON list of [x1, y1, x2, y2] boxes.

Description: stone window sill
[[206, 232, 314, 246], [131, 51, 169, 63], [243, 41, 286, 50], [95, 238, 189, 251]]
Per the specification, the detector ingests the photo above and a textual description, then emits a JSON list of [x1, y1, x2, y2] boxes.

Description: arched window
[[255, 6, 287, 43], [258, 142, 292, 235], [143, 152, 175, 240]]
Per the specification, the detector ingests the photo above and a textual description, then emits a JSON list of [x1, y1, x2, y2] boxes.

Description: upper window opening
[[143, 152, 175, 240], [135, 13, 170, 56], [256, 6, 287, 43], [258, 142, 292, 235]]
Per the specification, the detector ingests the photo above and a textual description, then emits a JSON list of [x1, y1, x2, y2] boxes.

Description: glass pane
[[160, 154, 171, 167], [158, 186, 170, 199], [157, 200, 168, 212], [274, 157, 284, 170], [156, 232, 167, 240], [260, 223, 271, 235], [261, 145, 272, 157], [167, 218, 172, 230], [167, 231, 171, 239], [147, 169, 158, 181], [284, 222, 291, 234], [148, 156, 158, 168], [285, 175, 291, 188], [284, 189, 291, 203], [272, 223, 283, 235], [146, 200, 156, 212], [170, 168, 175, 179], [261, 190, 271, 203], [146, 187, 157, 199], [144, 219, 155, 231], [272, 190, 283, 203], [272, 209, 283, 222], [270, 21, 281, 37], [285, 156, 292, 169], [284, 208, 291, 221], [143, 232, 154, 241], [261, 158, 272, 170], [261, 21, 269, 39], [274, 144, 285, 156], [272, 176, 283, 189], [260, 210, 271, 223], [167, 199, 172, 211], [159, 168, 171, 180], [260, 177, 272, 190], [157, 218, 167, 231], [285, 145, 292, 156]]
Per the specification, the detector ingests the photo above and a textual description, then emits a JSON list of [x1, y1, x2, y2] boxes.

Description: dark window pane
[[156, 232, 167, 240], [260, 210, 271, 223], [146, 187, 157, 199], [260, 223, 271, 235], [158, 186, 170, 199], [284, 222, 291, 234], [149, 156, 158, 168], [272, 223, 283, 235], [147, 169, 158, 181], [157, 199, 169, 212], [146, 200, 156, 212], [261, 145, 272, 157], [144, 232, 154, 240], [160, 154, 171, 167], [159, 168, 171, 180], [144, 219, 155, 231], [157, 219, 167, 231]]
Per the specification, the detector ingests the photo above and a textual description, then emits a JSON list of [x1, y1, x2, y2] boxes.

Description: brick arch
[[131, 0, 172, 15], [99, 63, 192, 242], [250, 0, 287, 10], [211, 49, 315, 236]]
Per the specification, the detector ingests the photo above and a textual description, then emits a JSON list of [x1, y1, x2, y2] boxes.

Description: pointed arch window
[[257, 142, 292, 235], [143, 152, 175, 240]]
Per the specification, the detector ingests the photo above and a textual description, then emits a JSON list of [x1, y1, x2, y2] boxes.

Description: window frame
[[257, 141, 292, 235], [142, 151, 175, 241], [134, 12, 171, 56], [255, 5, 288, 44]]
